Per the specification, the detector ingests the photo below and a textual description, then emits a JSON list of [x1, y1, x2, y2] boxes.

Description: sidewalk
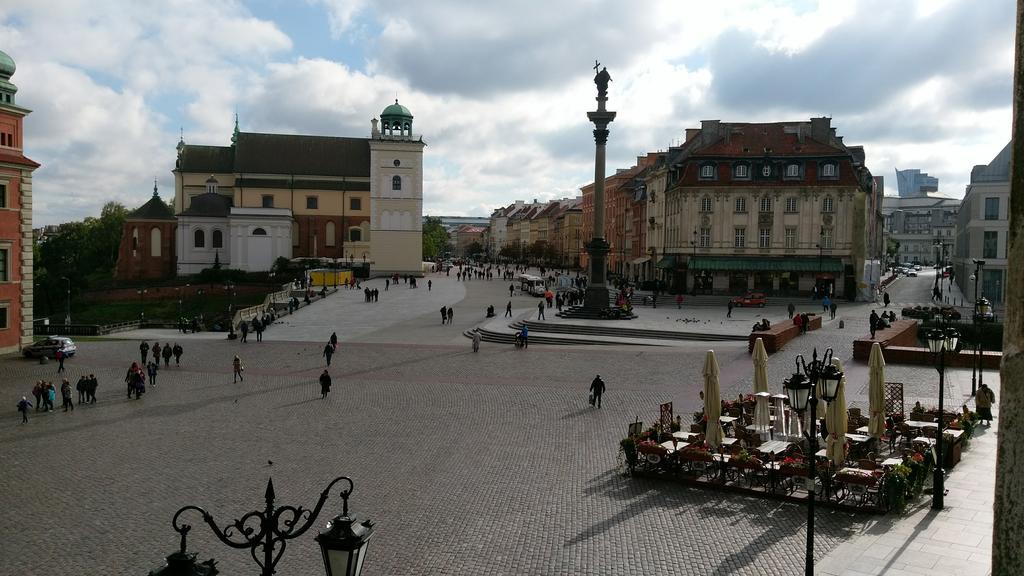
[[816, 371, 997, 576]]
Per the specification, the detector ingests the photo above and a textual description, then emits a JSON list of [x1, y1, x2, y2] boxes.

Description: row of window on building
[[686, 195, 836, 214], [666, 226, 835, 250], [262, 196, 365, 210], [699, 161, 839, 180]]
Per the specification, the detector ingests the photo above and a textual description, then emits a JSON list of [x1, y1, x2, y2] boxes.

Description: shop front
[[688, 256, 845, 297]]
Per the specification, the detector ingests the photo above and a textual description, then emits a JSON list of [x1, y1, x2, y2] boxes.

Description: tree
[[466, 241, 484, 258], [422, 217, 449, 259]]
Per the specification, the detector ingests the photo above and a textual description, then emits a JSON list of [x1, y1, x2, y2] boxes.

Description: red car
[[731, 292, 767, 307]]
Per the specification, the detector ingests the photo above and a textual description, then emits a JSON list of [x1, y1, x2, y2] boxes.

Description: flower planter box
[[778, 466, 810, 477], [679, 450, 714, 462]]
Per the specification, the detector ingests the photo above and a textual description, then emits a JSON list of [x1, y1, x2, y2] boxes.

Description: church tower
[[368, 99, 425, 275]]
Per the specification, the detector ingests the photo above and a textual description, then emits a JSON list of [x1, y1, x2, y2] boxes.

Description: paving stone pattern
[[1, 338, 870, 576]]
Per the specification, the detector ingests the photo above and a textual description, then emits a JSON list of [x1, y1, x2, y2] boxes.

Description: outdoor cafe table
[[881, 457, 903, 467], [904, 420, 940, 429], [672, 431, 700, 442], [845, 433, 871, 443], [755, 440, 792, 455], [855, 425, 870, 435]]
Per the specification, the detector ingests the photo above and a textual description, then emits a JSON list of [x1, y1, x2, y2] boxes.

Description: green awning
[[655, 255, 676, 269], [689, 256, 843, 272]]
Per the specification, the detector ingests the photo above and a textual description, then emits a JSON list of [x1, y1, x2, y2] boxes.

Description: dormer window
[[734, 163, 749, 179], [699, 164, 715, 179], [821, 163, 837, 178], [205, 176, 218, 194], [785, 164, 800, 178]]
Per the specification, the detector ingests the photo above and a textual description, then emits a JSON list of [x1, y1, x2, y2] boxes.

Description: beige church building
[[117, 100, 425, 280]]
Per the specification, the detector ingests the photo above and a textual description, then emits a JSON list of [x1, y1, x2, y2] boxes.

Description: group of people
[[440, 305, 455, 325], [363, 287, 381, 302], [139, 340, 184, 366], [125, 362, 149, 399], [793, 312, 811, 334], [18, 378, 90, 422], [869, 309, 898, 338]]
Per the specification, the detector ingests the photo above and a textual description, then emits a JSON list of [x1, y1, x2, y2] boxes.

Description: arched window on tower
[[403, 122, 410, 136], [392, 175, 402, 191], [252, 227, 267, 236], [212, 229, 223, 248], [194, 229, 205, 248], [325, 221, 336, 246], [132, 227, 139, 254], [150, 227, 162, 257]]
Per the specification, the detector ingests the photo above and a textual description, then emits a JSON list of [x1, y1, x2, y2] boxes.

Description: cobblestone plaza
[[0, 272, 987, 575]]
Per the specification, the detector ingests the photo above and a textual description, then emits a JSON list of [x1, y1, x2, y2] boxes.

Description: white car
[[914, 265, 922, 271]]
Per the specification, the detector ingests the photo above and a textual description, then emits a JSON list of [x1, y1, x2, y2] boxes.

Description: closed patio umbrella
[[867, 342, 886, 439], [752, 338, 771, 432], [825, 358, 848, 467], [703, 350, 725, 450], [772, 394, 788, 438]]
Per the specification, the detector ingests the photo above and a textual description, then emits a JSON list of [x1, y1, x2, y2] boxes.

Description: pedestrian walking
[[829, 302, 837, 320], [822, 296, 831, 313], [976, 383, 996, 425], [787, 302, 795, 319], [17, 396, 32, 423], [800, 313, 810, 335], [55, 347, 66, 373], [139, 340, 150, 365], [60, 379, 74, 412], [509, 283, 515, 297], [32, 380, 42, 412], [233, 355, 244, 382], [447, 307, 454, 324], [869, 310, 880, 339], [86, 374, 98, 404], [254, 318, 264, 342], [161, 343, 172, 367], [472, 330, 481, 352], [125, 363, 139, 399], [173, 343, 183, 366], [323, 343, 335, 366], [152, 342, 161, 364], [727, 300, 733, 318], [505, 301, 512, 318], [45, 382, 56, 411], [319, 369, 332, 399], [537, 301, 546, 320], [883, 292, 890, 307], [76, 376, 87, 404], [240, 321, 249, 343], [440, 306, 448, 325], [520, 325, 529, 349], [589, 375, 606, 409], [147, 361, 159, 387], [428, 280, 432, 291]]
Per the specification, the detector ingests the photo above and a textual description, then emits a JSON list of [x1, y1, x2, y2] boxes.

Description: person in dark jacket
[[17, 396, 31, 423], [323, 343, 335, 366], [162, 343, 173, 367], [319, 370, 332, 399], [139, 341, 150, 365], [869, 310, 880, 339], [60, 379, 74, 412], [589, 375, 606, 409]]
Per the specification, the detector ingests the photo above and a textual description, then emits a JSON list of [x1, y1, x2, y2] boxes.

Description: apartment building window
[[306, 196, 318, 209], [985, 197, 999, 220], [350, 228, 362, 242], [785, 227, 797, 248], [785, 164, 800, 178], [699, 164, 715, 179], [821, 162, 837, 178], [350, 197, 361, 211], [734, 227, 746, 248], [0, 247, 7, 281], [0, 183, 6, 208], [699, 227, 711, 248], [785, 197, 798, 212], [983, 231, 998, 259], [734, 196, 747, 213], [392, 175, 402, 190], [821, 227, 833, 249], [759, 228, 771, 248], [261, 195, 273, 208], [0, 303, 7, 330], [734, 163, 749, 179], [822, 195, 834, 213], [759, 196, 772, 213], [700, 196, 713, 212]]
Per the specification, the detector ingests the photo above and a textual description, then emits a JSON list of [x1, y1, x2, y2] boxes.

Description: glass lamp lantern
[[818, 363, 843, 402], [926, 329, 945, 354], [784, 372, 812, 412], [316, 512, 375, 576], [944, 328, 960, 352]]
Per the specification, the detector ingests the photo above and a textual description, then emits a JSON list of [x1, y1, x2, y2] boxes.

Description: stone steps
[[462, 327, 644, 347], [509, 320, 747, 342]]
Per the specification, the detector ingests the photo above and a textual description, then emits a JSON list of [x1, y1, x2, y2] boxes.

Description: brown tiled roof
[[0, 149, 40, 168], [178, 145, 234, 173], [693, 123, 846, 157], [129, 195, 176, 221], [233, 132, 370, 177], [180, 192, 232, 217]]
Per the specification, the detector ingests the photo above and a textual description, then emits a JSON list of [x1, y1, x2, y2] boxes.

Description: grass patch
[[70, 292, 268, 325]]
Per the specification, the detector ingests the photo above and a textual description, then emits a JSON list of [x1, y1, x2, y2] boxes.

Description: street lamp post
[[925, 327, 960, 510], [225, 282, 236, 339], [690, 229, 697, 295], [149, 477, 374, 576], [783, 347, 843, 576], [815, 227, 825, 298], [969, 259, 986, 396], [61, 276, 71, 325]]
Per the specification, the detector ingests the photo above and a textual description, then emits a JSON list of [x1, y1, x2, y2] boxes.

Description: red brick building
[[0, 49, 38, 354], [114, 182, 177, 281]]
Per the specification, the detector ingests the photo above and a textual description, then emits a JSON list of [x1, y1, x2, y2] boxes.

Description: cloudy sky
[[1, 0, 1017, 226]]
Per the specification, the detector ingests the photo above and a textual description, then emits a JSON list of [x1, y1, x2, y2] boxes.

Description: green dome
[[0, 49, 15, 77], [381, 99, 412, 119]]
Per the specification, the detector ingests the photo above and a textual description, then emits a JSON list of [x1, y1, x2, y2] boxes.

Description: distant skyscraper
[[895, 168, 939, 197]]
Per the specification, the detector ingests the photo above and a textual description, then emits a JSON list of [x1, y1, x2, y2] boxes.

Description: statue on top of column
[[593, 62, 611, 100]]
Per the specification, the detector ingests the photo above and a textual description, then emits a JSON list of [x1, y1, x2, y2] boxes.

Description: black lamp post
[[224, 282, 236, 339], [61, 276, 71, 325], [691, 229, 697, 294], [150, 477, 374, 576], [969, 259, 985, 396], [925, 327, 959, 510], [783, 347, 842, 576]]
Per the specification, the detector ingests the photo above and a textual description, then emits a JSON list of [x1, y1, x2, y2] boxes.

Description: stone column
[[994, 1, 1024, 572], [584, 66, 616, 311]]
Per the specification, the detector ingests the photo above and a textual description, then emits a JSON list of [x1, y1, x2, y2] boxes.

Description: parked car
[[913, 265, 922, 271], [908, 270, 918, 277], [730, 292, 767, 307], [23, 336, 77, 359]]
